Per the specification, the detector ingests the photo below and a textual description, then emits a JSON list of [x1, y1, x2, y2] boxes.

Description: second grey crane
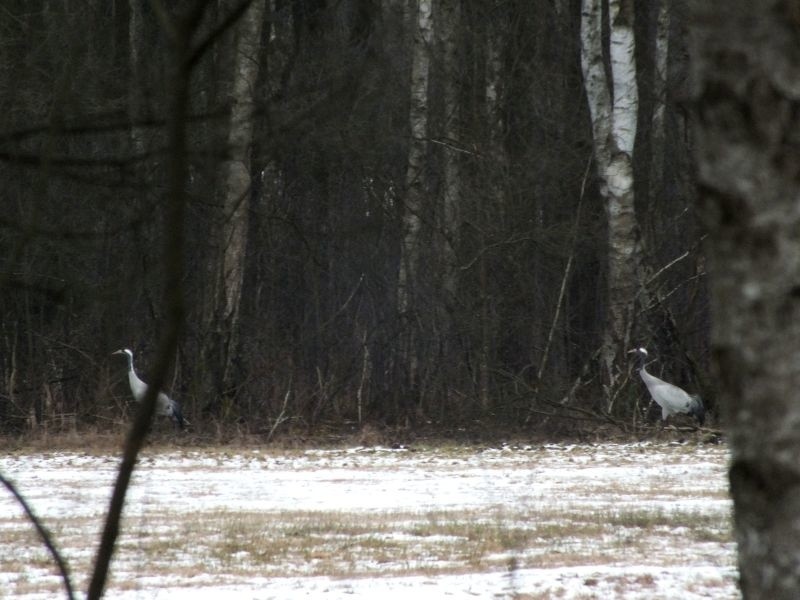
[[112, 348, 186, 429], [629, 347, 705, 426]]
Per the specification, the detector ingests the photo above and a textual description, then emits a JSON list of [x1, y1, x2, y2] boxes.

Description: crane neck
[[634, 352, 649, 375], [124, 352, 134, 373]]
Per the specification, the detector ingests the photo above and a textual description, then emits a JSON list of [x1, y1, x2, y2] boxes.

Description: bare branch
[[536, 155, 593, 382], [644, 235, 707, 288], [86, 2, 192, 597], [0, 472, 75, 600], [267, 373, 293, 442], [187, 0, 255, 70]]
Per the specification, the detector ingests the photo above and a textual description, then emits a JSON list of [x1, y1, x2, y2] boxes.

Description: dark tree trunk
[[691, 2, 800, 597]]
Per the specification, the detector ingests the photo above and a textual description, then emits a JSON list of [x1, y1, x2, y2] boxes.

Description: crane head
[[628, 347, 648, 356], [112, 348, 133, 358]]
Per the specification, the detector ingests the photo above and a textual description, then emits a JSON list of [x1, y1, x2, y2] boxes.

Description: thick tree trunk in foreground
[[691, 2, 800, 597], [580, 0, 640, 403]]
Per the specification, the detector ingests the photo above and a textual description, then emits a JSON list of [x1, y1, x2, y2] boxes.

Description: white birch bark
[[219, 0, 265, 366], [580, 0, 640, 393], [395, 0, 432, 407], [581, 0, 612, 176], [397, 0, 432, 317], [609, 1, 638, 156]]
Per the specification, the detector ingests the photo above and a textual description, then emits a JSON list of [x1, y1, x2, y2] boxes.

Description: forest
[[0, 0, 707, 437], [6, 2, 800, 597]]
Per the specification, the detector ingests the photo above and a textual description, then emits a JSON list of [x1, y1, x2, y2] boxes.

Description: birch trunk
[[218, 0, 265, 384], [580, 0, 639, 397], [396, 0, 432, 406], [397, 0, 432, 318], [691, 2, 800, 597]]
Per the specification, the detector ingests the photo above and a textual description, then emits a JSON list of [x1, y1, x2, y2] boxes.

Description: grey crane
[[629, 347, 705, 426], [112, 348, 186, 429]]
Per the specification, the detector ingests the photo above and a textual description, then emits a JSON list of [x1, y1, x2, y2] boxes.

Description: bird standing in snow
[[629, 347, 705, 426], [112, 348, 186, 429]]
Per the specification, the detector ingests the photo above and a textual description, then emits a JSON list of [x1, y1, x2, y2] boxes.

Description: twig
[[267, 373, 293, 442], [317, 273, 364, 331], [536, 154, 592, 383], [643, 234, 707, 288], [0, 472, 75, 600], [427, 136, 481, 157], [502, 360, 627, 432], [356, 328, 371, 425]]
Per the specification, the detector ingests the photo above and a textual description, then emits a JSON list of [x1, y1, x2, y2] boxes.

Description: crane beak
[[111, 349, 124, 356]]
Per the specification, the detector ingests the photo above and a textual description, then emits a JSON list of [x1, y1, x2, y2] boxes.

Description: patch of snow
[[0, 443, 736, 598]]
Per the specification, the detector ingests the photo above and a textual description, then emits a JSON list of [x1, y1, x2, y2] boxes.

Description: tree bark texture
[[690, 2, 800, 597], [396, 0, 433, 407], [218, 0, 265, 385], [438, 0, 460, 309], [397, 0, 433, 319], [475, 7, 510, 411], [649, 0, 670, 205], [128, 0, 146, 158], [580, 0, 640, 397]]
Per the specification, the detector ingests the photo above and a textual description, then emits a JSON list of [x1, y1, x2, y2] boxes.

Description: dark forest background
[[0, 0, 707, 439]]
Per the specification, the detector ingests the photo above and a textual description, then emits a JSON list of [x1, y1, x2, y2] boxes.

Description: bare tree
[[648, 0, 670, 207], [691, 1, 800, 597], [475, 5, 508, 412], [396, 0, 433, 412], [438, 0, 460, 309], [580, 0, 640, 402], [215, 0, 266, 391]]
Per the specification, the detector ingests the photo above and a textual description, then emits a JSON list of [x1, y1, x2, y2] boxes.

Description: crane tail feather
[[172, 405, 186, 429], [689, 394, 705, 426]]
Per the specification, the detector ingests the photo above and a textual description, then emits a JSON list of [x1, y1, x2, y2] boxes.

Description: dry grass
[[1, 502, 731, 593], [0, 444, 734, 597], [88, 500, 731, 582]]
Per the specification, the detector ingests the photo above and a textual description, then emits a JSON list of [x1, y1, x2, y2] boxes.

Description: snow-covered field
[[0, 442, 737, 599]]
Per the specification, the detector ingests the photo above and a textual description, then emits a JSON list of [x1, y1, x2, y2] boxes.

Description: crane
[[629, 347, 705, 426], [112, 348, 186, 429]]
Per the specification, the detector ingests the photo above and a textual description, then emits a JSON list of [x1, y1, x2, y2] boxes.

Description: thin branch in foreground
[[0, 471, 75, 600], [86, 2, 196, 597]]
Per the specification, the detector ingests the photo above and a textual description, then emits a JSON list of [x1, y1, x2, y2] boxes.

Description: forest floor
[[0, 440, 737, 599]]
